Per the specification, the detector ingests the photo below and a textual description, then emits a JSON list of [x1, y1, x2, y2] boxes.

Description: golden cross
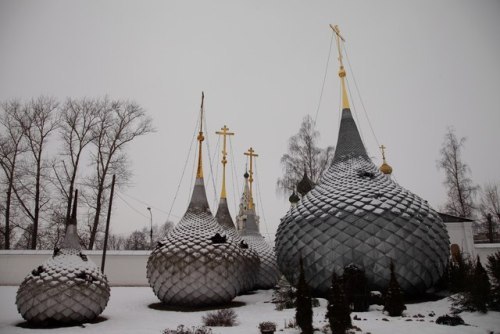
[[244, 147, 259, 209], [330, 24, 345, 68], [196, 92, 205, 178], [329, 24, 350, 110], [215, 125, 234, 198]]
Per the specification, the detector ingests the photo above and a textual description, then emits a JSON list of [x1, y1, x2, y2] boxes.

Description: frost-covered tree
[[295, 257, 313, 334], [383, 261, 406, 316], [327, 272, 352, 334], [478, 183, 500, 242], [437, 128, 477, 218], [487, 251, 500, 311], [277, 115, 334, 196]]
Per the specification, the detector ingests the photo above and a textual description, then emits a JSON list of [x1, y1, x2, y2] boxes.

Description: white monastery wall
[[0, 250, 150, 286]]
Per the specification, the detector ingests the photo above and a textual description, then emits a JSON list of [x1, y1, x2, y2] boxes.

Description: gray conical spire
[[215, 198, 235, 229], [187, 178, 211, 214], [61, 190, 80, 250], [333, 108, 369, 162]]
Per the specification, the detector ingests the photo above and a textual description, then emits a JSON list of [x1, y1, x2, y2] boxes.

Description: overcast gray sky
[[1, 0, 499, 240]]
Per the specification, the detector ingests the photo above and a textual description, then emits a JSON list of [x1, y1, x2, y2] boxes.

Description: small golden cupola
[[379, 144, 393, 175]]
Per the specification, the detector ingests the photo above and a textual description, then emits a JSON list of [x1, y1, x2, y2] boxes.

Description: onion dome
[[214, 125, 260, 293], [289, 191, 300, 205], [275, 26, 449, 296], [379, 145, 393, 175], [297, 170, 314, 197], [16, 191, 110, 325], [147, 93, 247, 306], [236, 161, 281, 289]]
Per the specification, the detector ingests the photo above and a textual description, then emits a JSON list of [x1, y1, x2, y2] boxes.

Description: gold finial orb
[[379, 162, 393, 175], [379, 144, 393, 175]]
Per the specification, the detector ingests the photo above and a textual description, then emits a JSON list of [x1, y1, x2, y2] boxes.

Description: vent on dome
[[210, 233, 227, 244], [31, 266, 44, 276], [357, 170, 375, 179]]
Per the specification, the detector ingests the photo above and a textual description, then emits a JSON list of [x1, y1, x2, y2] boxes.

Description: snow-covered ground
[[0, 286, 499, 334]]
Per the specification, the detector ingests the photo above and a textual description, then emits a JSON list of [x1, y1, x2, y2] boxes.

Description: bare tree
[[13, 97, 59, 249], [277, 115, 334, 197], [0, 100, 27, 249], [87, 99, 153, 249], [478, 183, 500, 242], [437, 127, 477, 218], [53, 98, 100, 222]]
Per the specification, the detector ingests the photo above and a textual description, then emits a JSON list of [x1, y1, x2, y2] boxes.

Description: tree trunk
[[31, 157, 42, 250], [4, 175, 13, 250], [88, 181, 105, 250]]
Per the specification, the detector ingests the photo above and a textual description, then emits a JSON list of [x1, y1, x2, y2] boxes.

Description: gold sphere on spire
[[379, 145, 393, 175], [379, 162, 393, 175]]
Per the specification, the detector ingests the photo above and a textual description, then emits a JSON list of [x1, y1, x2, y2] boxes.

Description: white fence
[[0, 250, 150, 286], [1, 244, 500, 287]]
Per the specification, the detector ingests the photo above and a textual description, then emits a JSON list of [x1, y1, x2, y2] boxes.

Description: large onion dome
[[236, 171, 281, 289], [16, 191, 110, 325], [147, 94, 247, 306], [215, 198, 260, 292], [276, 107, 449, 295], [275, 26, 449, 296]]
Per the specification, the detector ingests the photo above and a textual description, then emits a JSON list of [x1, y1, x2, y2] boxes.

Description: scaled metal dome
[[147, 94, 247, 306], [275, 26, 449, 296], [16, 191, 110, 324]]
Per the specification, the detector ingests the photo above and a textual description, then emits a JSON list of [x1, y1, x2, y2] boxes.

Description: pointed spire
[[379, 144, 393, 175], [188, 92, 211, 213], [215, 125, 234, 199], [61, 189, 81, 249], [329, 25, 369, 162], [196, 92, 205, 179]]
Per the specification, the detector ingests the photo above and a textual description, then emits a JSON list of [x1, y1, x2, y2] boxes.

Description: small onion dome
[[16, 191, 110, 325], [244, 171, 249, 179], [296, 170, 314, 197], [147, 178, 247, 306], [379, 162, 393, 175], [289, 191, 300, 204]]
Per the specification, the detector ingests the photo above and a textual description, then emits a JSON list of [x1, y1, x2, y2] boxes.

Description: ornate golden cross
[[244, 147, 259, 209], [380, 144, 387, 162], [215, 125, 234, 198]]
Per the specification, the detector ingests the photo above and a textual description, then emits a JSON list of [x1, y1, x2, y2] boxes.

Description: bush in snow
[[435, 314, 465, 326], [258, 321, 277, 333], [272, 278, 296, 310], [295, 257, 313, 334], [272, 277, 320, 311], [326, 272, 352, 334], [343, 264, 369, 312], [383, 261, 406, 317], [162, 325, 212, 334], [487, 251, 500, 311], [451, 256, 490, 313], [202, 309, 238, 327]]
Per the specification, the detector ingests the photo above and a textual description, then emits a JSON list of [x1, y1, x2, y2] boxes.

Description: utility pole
[[147, 207, 153, 249], [101, 174, 116, 273]]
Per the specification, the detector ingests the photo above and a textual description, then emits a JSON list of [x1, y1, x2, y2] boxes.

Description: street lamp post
[[147, 207, 153, 249]]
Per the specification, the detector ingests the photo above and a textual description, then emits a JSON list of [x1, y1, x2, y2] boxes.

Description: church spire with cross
[[244, 147, 258, 209]]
